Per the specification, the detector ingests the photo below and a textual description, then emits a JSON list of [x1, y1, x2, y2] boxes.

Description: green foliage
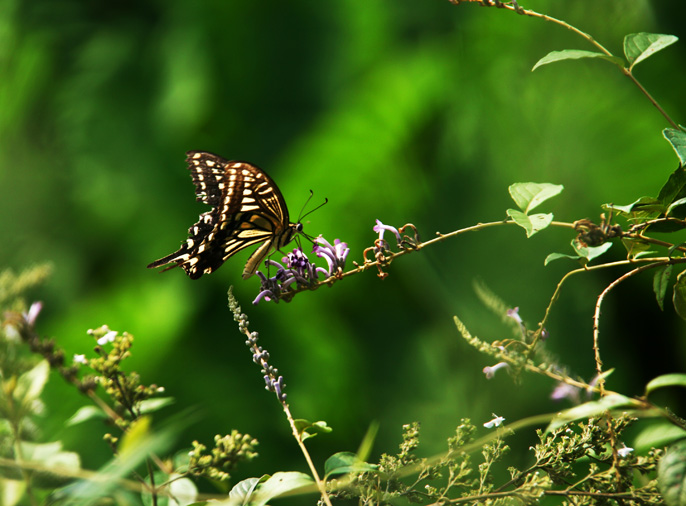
[[1, 2, 686, 506]]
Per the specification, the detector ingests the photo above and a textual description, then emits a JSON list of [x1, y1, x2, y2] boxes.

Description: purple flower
[[506, 307, 526, 338], [313, 236, 349, 276], [551, 382, 581, 403], [373, 219, 402, 245], [25, 302, 42, 327]]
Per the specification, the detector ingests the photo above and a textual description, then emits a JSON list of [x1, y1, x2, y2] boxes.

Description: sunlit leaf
[[664, 128, 686, 167], [169, 475, 198, 506], [654, 265, 673, 311], [624, 32, 679, 70], [646, 373, 686, 395], [544, 252, 582, 265], [224, 477, 264, 505], [672, 270, 686, 320], [547, 394, 637, 432], [572, 240, 612, 262], [356, 421, 379, 463], [119, 416, 152, 458], [293, 419, 332, 441], [249, 472, 315, 506], [507, 209, 553, 238], [532, 50, 624, 71], [658, 165, 686, 205], [635, 421, 686, 452], [0, 478, 26, 506], [324, 452, 377, 479], [66, 406, 106, 426], [139, 397, 175, 414], [508, 183, 563, 213], [14, 360, 50, 405], [658, 439, 686, 506]]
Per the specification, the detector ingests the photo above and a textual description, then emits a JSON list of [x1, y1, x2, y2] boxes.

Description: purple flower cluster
[[253, 236, 349, 304]]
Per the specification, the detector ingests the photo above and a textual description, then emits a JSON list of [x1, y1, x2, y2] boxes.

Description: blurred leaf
[[325, 452, 377, 479], [653, 265, 673, 311], [624, 33, 679, 70], [658, 439, 686, 506], [672, 270, 686, 320], [356, 420, 379, 463], [572, 240, 612, 262], [532, 50, 623, 71], [667, 198, 686, 217], [0, 478, 26, 506], [119, 416, 152, 458], [250, 472, 315, 506], [66, 406, 106, 426], [508, 183, 564, 213], [544, 252, 582, 265], [293, 419, 332, 441], [19, 441, 81, 488], [507, 209, 553, 238], [645, 373, 686, 395], [547, 394, 636, 432], [635, 421, 686, 452], [621, 238, 653, 259], [139, 397, 175, 415], [168, 474, 198, 506], [664, 129, 686, 167], [12, 361, 49, 415]]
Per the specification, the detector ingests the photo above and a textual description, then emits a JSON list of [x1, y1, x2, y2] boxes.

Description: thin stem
[[591, 258, 686, 394], [451, 1, 679, 127]]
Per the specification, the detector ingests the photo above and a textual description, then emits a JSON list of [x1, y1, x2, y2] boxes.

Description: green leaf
[[324, 452, 377, 479], [547, 394, 637, 432], [572, 240, 612, 262], [646, 373, 686, 395], [0, 478, 26, 506], [139, 397, 175, 414], [658, 439, 686, 506], [621, 238, 653, 259], [168, 474, 198, 506], [658, 165, 686, 206], [66, 406, 106, 426], [14, 360, 50, 405], [532, 50, 624, 71], [667, 197, 686, 217], [654, 265, 673, 311], [624, 32, 679, 70], [249, 472, 315, 506], [507, 209, 553, 238], [356, 421, 379, 463], [293, 419, 332, 441], [672, 270, 686, 320], [664, 128, 686, 167], [119, 416, 152, 457], [225, 477, 264, 505], [18, 441, 81, 488], [605, 197, 665, 222], [508, 182, 564, 213], [544, 252, 583, 265], [635, 421, 686, 452]]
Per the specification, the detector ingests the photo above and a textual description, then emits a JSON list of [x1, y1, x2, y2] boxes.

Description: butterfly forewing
[[147, 151, 300, 279]]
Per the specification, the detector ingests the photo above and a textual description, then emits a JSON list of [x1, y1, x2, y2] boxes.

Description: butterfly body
[[148, 151, 301, 279]]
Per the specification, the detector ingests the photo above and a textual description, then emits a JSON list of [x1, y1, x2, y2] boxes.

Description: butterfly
[[148, 151, 303, 280]]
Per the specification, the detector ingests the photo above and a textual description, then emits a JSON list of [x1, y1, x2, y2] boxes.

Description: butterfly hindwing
[[148, 151, 300, 279]]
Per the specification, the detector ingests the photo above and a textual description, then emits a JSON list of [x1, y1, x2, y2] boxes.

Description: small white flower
[[73, 354, 87, 364], [617, 444, 634, 458], [483, 413, 505, 428], [483, 362, 508, 379], [97, 330, 117, 345]]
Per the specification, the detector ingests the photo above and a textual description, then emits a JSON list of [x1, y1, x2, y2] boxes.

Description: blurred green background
[[2, 0, 686, 487]]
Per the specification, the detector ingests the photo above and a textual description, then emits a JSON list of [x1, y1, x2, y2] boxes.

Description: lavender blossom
[[313, 236, 349, 276], [483, 362, 509, 379], [373, 219, 402, 245]]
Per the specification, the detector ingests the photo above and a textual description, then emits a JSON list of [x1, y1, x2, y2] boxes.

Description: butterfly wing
[[148, 151, 299, 279]]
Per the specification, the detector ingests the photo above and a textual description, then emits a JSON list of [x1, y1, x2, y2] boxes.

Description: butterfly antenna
[[299, 193, 328, 222]]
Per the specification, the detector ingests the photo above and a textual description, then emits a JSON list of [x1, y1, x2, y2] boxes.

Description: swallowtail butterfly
[[148, 151, 302, 279]]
